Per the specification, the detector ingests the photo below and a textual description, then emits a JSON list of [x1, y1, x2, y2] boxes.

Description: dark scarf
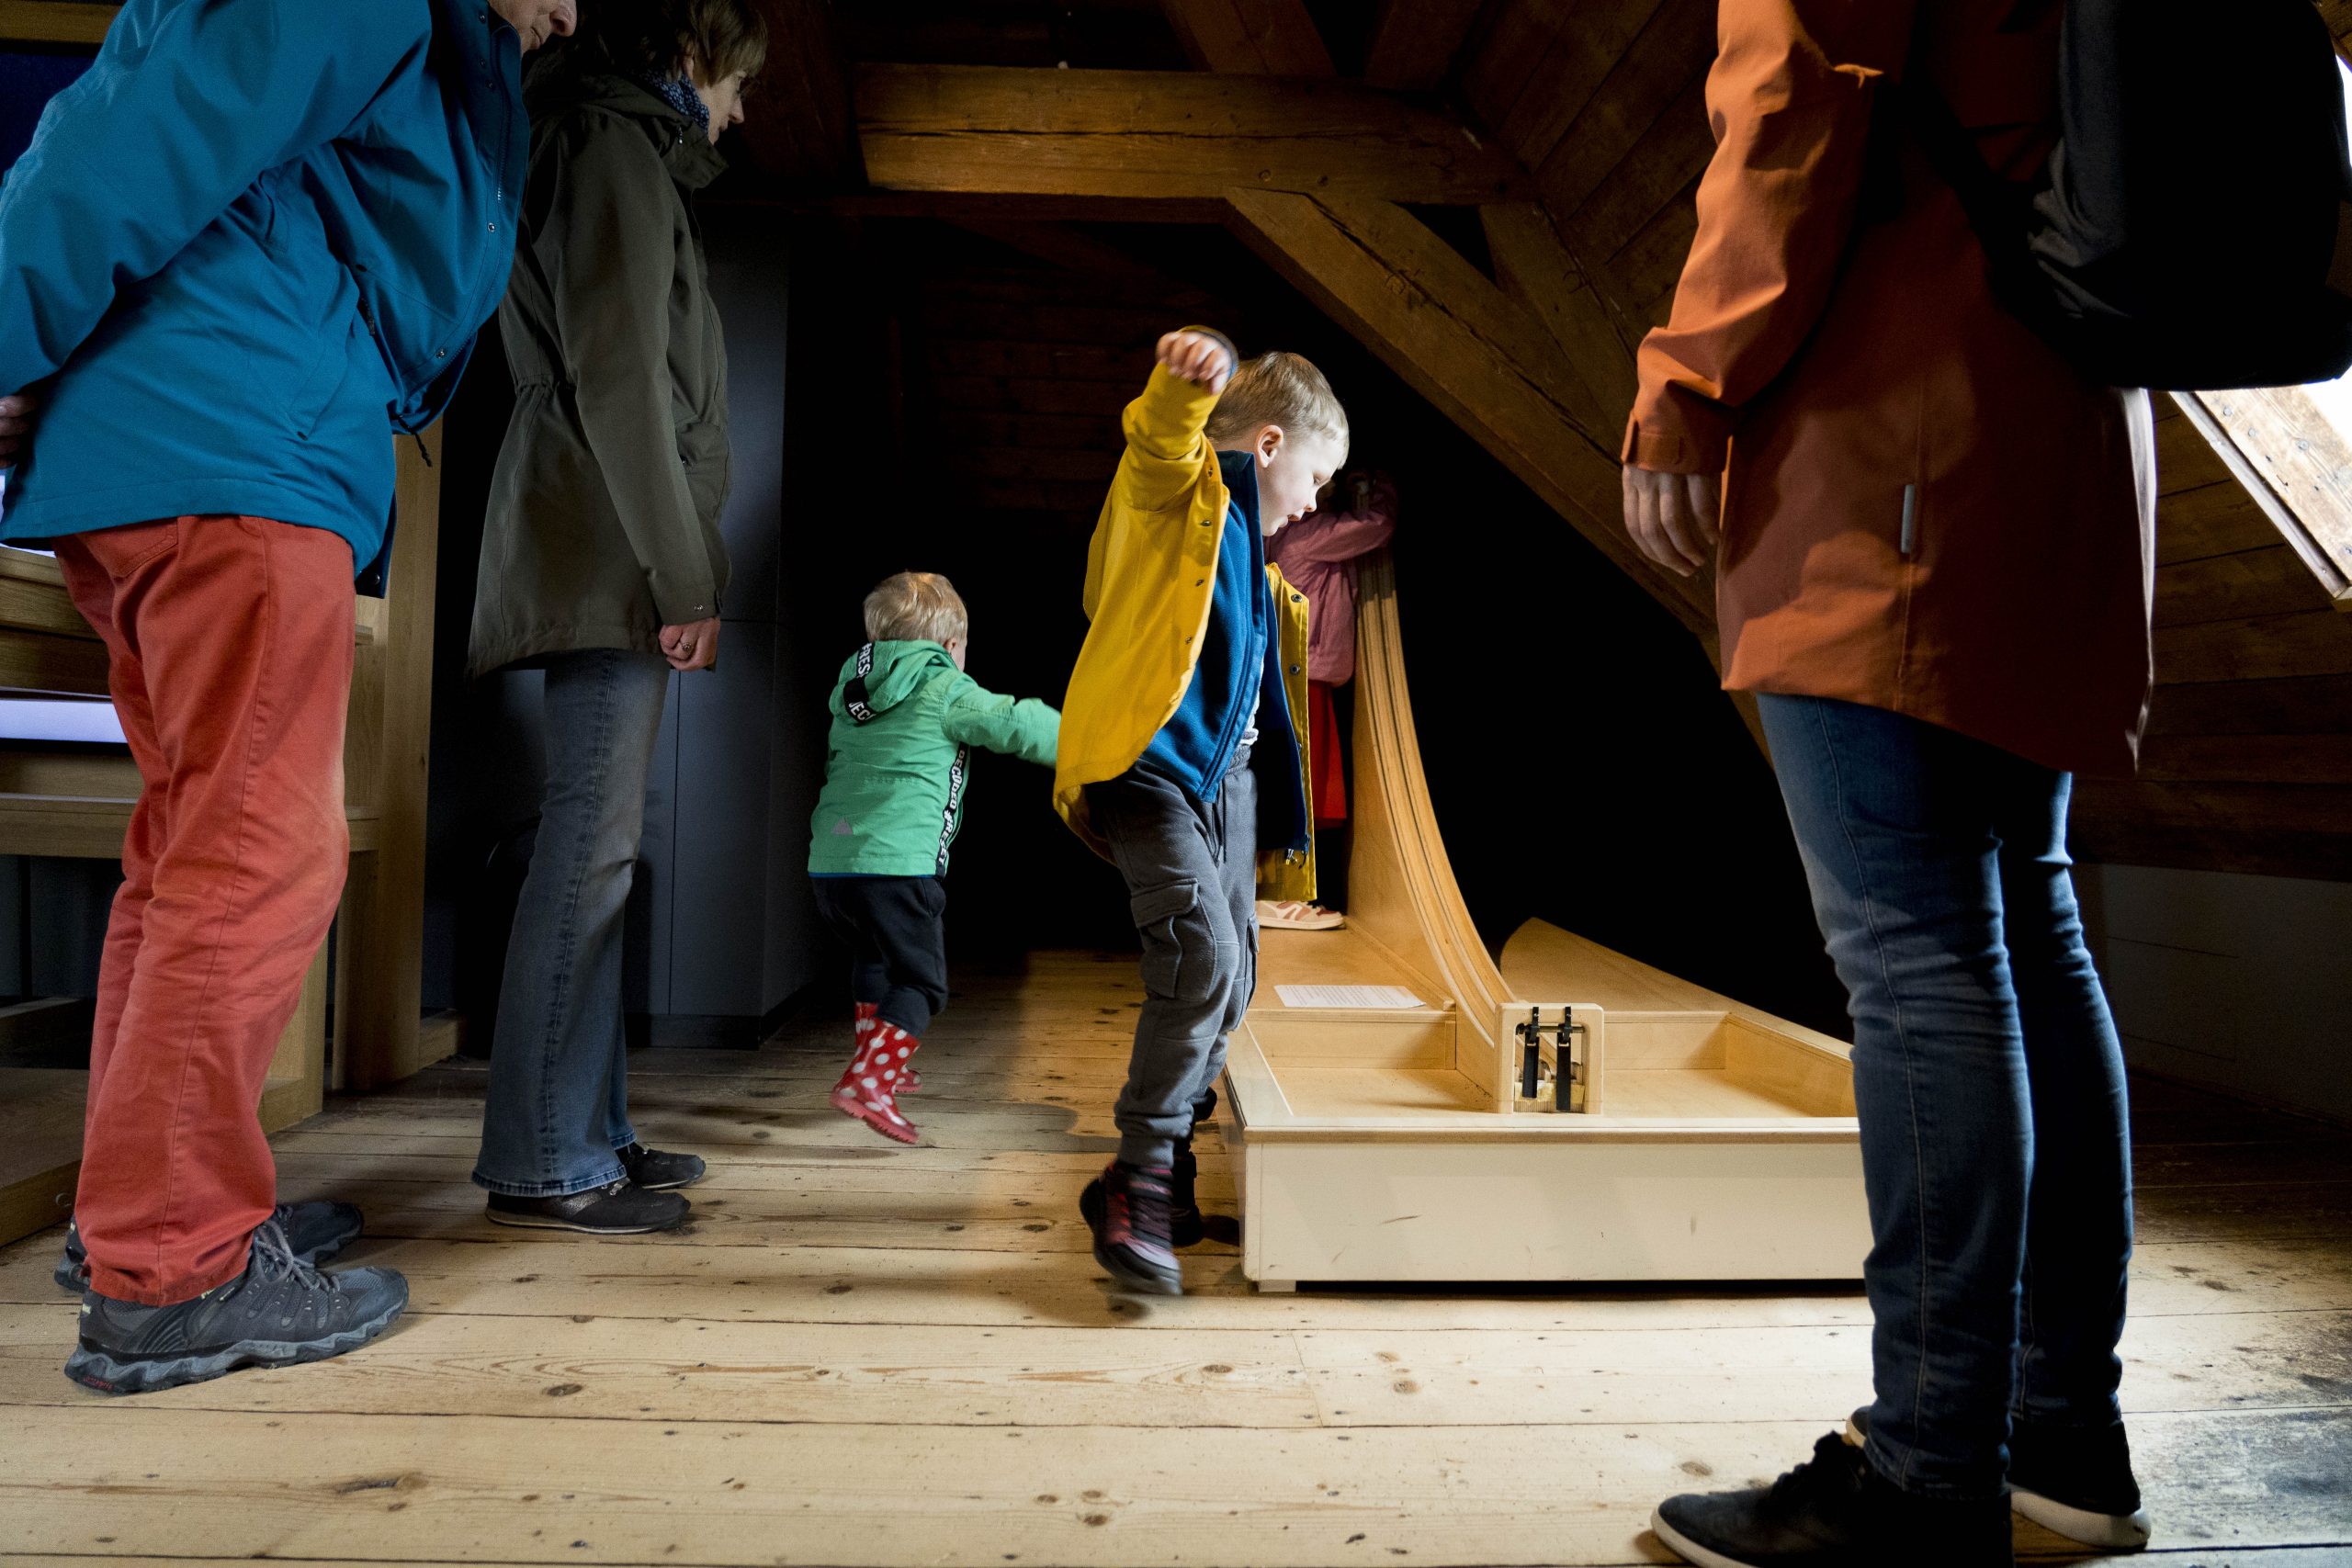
[[639, 71, 709, 136]]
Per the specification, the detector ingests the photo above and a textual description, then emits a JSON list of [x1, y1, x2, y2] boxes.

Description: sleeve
[[939, 677, 1061, 768], [1280, 479, 1397, 566], [1621, 0, 1918, 474], [1110, 326, 1239, 518], [538, 114, 719, 624], [0, 0, 427, 404]]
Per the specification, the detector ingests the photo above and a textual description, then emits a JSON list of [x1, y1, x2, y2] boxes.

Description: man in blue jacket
[[0, 0, 575, 1394]]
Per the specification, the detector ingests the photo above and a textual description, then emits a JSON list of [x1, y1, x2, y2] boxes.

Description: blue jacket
[[0, 0, 528, 586], [1139, 450, 1308, 854]]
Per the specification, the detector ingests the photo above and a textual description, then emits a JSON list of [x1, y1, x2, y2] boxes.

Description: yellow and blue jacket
[[1053, 352, 1317, 902]]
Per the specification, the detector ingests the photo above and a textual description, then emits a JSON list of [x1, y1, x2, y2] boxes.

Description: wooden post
[[337, 430, 443, 1089]]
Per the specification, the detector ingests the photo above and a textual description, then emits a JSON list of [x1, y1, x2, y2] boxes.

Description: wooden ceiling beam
[[1159, 0, 1334, 76], [855, 63, 1526, 206], [1363, 0, 1487, 93], [1478, 201, 1640, 444], [1224, 188, 1719, 652]]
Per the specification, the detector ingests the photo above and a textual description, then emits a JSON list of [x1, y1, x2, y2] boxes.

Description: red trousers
[[56, 517, 355, 1304]]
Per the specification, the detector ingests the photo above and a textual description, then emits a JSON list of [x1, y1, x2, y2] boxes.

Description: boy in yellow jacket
[[1058, 328, 1346, 1294]]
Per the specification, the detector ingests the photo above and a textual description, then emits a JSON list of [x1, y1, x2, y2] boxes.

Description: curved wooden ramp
[[1226, 552, 1869, 1287]]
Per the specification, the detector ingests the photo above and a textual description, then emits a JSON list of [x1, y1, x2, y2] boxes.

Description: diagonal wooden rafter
[[1225, 188, 1719, 651], [854, 63, 1526, 207], [1363, 0, 1487, 92], [1159, 0, 1335, 77]]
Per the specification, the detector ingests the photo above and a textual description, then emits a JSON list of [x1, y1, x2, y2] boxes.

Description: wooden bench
[[0, 435, 447, 1247]]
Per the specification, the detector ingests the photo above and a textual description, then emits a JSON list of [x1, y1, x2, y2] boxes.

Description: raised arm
[[940, 678, 1061, 769], [0, 0, 428, 410], [1111, 327, 1238, 518]]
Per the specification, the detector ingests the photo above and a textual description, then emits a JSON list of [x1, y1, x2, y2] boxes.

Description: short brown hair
[[864, 572, 968, 647], [1205, 351, 1349, 455], [577, 0, 769, 86]]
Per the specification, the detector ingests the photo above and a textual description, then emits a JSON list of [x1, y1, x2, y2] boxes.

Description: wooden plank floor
[[2, 951, 2346, 1567]]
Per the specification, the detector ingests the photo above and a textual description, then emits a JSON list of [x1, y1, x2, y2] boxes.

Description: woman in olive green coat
[[469, 0, 764, 1236]]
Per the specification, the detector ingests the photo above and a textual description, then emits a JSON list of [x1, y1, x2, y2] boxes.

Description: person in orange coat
[[1623, 3, 2154, 1564]]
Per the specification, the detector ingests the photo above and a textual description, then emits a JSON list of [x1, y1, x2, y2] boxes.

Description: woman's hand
[[1156, 331, 1233, 394], [660, 617, 721, 672], [1622, 462, 1721, 578], [0, 392, 39, 466]]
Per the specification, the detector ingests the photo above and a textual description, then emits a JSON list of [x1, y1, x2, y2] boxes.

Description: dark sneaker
[[1652, 1431, 2013, 1567], [1155, 1085, 1223, 1247], [62, 1221, 406, 1396], [1080, 1160, 1183, 1295], [2008, 1417, 2152, 1550], [484, 1179, 690, 1235], [1847, 1404, 2151, 1551], [56, 1201, 364, 1294], [617, 1143, 707, 1191]]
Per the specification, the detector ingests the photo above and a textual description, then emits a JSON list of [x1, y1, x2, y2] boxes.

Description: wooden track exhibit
[[1225, 554, 1870, 1287]]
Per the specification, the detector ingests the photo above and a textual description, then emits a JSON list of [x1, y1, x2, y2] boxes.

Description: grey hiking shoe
[[63, 1221, 406, 1395], [55, 1201, 364, 1294]]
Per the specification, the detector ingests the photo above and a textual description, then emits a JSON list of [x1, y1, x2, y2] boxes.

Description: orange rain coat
[[1625, 0, 2155, 777]]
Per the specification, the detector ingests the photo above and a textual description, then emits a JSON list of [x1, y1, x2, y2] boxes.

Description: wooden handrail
[[0, 1, 117, 47]]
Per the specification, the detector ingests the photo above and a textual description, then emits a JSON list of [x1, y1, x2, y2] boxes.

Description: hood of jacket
[[831, 641, 960, 724], [524, 52, 728, 190]]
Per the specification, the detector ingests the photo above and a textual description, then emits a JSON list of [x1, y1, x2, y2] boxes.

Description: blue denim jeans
[[473, 649, 673, 1198], [1758, 694, 2134, 1501]]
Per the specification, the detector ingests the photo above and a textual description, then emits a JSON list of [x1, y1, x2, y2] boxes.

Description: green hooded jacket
[[469, 56, 731, 677], [809, 641, 1061, 878]]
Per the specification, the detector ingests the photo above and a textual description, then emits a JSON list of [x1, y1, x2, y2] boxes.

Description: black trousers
[[810, 875, 950, 1037]]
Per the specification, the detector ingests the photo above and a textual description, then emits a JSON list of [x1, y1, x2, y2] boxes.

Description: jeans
[[57, 518, 356, 1303], [810, 875, 950, 1036], [473, 649, 673, 1198], [1759, 694, 2134, 1500], [1086, 750, 1259, 1168]]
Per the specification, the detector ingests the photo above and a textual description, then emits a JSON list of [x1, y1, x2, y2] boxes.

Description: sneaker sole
[[1649, 1507, 1763, 1568], [483, 1208, 686, 1235], [62, 1285, 408, 1396], [628, 1170, 707, 1192], [55, 1216, 365, 1296], [2011, 1485, 2152, 1550]]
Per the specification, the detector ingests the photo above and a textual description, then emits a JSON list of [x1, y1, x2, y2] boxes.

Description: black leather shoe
[[617, 1143, 707, 1191], [1653, 1431, 2012, 1567], [1848, 1405, 2151, 1551], [485, 1179, 689, 1234]]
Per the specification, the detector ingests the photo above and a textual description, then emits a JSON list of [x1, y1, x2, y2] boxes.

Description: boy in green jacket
[[810, 572, 1060, 1144]]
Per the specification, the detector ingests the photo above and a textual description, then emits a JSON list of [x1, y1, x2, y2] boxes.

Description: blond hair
[[1205, 351, 1349, 456], [864, 572, 968, 646]]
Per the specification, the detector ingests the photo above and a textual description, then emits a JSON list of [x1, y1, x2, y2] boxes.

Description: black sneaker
[[617, 1142, 707, 1191], [2008, 1416, 2152, 1549], [1653, 1431, 2013, 1567], [55, 1201, 364, 1294], [62, 1221, 407, 1396], [484, 1179, 690, 1235], [1166, 1085, 1220, 1248], [1847, 1404, 2151, 1550], [1079, 1160, 1183, 1295]]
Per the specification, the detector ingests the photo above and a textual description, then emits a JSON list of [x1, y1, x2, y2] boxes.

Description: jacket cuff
[[1621, 385, 1734, 474], [653, 585, 720, 624]]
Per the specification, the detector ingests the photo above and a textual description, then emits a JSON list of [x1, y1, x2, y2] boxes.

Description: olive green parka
[[469, 57, 732, 677]]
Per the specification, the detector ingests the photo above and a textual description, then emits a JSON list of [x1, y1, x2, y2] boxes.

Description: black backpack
[[1914, 0, 2352, 389]]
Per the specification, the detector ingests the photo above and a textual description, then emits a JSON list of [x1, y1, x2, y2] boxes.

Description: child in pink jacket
[[1262, 471, 1396, 929]]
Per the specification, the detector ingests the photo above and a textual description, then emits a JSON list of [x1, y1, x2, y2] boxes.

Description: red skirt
[[1308, 681, 1347, 825]]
